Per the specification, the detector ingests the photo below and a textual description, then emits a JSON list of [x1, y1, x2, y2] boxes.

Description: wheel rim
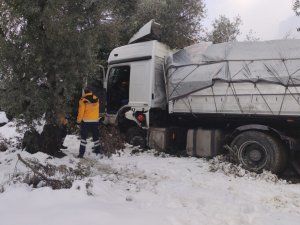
[[238, 141, 269, 171]]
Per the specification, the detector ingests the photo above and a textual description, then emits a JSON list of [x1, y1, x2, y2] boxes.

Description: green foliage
[[111, 0, 206, 49], [0, 0, 206, 127], [206, 15, 242, 44], [109, 0, 138, 45], [0, 0, 111, 124]]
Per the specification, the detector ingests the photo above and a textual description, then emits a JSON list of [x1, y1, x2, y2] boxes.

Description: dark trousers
[[79, 122, 100, 155]]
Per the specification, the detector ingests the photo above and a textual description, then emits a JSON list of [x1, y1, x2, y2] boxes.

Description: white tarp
[[166, 40, 300, 100]]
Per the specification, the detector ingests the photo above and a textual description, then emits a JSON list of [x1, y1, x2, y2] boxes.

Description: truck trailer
[[103, 21, 300, 175]]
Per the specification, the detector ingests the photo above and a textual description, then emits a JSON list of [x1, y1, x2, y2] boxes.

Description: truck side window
[[107, 66, 130, 114]]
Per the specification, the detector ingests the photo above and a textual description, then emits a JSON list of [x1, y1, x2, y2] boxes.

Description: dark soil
[[0, 141, 8, 152], [22, 125, 66, 158], [99, 124, 125, 157]]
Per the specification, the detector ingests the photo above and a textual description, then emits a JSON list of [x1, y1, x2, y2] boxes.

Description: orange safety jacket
[[77, 93, 100, 123]]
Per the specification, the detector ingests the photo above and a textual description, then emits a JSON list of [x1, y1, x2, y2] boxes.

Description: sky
[[204, 0, 300, 40]]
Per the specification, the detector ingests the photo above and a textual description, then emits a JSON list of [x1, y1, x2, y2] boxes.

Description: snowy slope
[[0, 121, 22, 140], [0, 111, 8, 124], [0, 132, 299, 225]]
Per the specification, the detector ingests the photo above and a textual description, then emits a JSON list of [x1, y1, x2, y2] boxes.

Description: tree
[[111, 0, 206, 49], [109, 0, 139, 45], [0, 0, 206, 155], [0, 0, 113, 154], [294, 0, 300, 32], [206, 15, 242, 44], [294, 0, 300, 16], [245, 29, 260, 42]]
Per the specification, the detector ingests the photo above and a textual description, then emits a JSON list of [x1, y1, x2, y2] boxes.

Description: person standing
[[76, 88, 101, 158]]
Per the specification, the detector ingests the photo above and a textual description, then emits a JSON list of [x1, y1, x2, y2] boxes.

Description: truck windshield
[[107, 66, 130, 114]]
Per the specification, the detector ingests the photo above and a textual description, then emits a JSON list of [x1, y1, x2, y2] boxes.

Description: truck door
[[106, 66, 130, 114], [129, 62, 150, 107]]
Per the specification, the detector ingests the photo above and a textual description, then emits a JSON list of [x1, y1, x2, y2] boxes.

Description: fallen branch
[[17, 154, 71, 189], [17, 154, 49, 181]]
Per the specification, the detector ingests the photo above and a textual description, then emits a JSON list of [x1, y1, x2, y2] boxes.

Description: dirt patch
[[100, 125, 125, 157], [0, 141, 8, 152], [22, 125, 66, 158], [0, 135, 21, 152], [208, 155, 286, 184]]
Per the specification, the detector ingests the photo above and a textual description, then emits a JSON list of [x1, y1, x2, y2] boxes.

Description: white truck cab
[[105, 27, 170, 129]]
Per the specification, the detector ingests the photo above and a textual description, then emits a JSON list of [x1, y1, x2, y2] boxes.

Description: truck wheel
[[231, 131, 287, 174], [125, 127, 146, 148]]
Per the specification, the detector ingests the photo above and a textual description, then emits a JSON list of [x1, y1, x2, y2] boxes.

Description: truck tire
[[125, 127, 146, 148], [231, 131, 287, 174]]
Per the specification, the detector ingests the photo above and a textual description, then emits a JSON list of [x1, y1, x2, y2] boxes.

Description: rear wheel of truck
[[125, 127, 146, 148], [231, 131, 287, 174]]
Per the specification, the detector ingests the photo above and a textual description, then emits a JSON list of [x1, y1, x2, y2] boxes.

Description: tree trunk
[[40, 124, 65, 158], [22, 125, 66, 158]]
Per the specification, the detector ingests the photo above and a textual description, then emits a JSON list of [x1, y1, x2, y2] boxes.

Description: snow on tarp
[[165, 39, 300, 101]]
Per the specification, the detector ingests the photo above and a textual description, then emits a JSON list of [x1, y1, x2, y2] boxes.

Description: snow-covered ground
[[0, 111, 8, 124], [0, 123, 300, 225]]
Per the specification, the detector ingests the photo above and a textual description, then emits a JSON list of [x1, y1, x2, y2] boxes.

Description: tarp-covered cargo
[[165, 40, 300, 116]]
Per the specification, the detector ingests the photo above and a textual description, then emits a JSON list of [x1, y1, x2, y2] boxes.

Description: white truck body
[[106, 38, 300, 123], [166, 40, 300, 116]]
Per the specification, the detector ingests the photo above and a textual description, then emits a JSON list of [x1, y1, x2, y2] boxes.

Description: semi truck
[[102, 20, 300, 175]]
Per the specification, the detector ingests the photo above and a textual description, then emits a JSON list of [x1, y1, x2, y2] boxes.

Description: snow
[[0, 121, 23, 141], [33, 114, 46, 134], [0, 111, 8, 124], [0, 130, 300, 224]]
